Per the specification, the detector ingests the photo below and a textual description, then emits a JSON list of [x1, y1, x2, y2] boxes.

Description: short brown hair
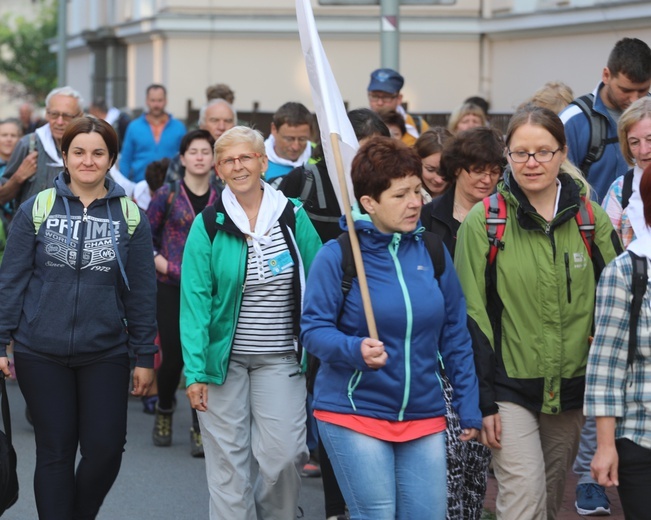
[[351, 136, 421, 204], [61, 115, 119, 168], [439, 126, 506, 183]]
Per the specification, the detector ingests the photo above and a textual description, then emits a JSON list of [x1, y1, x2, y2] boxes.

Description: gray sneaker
[[152, 407, 173, 447], [190, 427, 204, 458]]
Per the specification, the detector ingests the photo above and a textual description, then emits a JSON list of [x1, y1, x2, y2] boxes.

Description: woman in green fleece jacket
[[454, 104, 621, 520], [179, 126, 321, 520]]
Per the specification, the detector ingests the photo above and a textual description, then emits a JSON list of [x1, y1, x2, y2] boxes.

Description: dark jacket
[[420, 188, 458, 257], [0, 173, 158, 367]]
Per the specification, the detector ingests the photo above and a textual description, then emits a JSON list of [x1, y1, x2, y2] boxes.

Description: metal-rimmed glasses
[[465, 166, 502, 180], [46, 110, 81, 122], [507, 148, 561, 163], [217, 153, 261, 170]]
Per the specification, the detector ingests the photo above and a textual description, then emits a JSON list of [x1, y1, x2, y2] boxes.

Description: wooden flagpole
[[330, 133, 378, 340]]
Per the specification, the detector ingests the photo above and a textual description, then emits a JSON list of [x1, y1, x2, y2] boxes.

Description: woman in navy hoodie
[[0, 116, 157, 520], [301, 137, 482, 520]]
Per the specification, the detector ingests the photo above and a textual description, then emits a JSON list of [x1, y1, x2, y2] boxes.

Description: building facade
[[60, 0, 651, 120]]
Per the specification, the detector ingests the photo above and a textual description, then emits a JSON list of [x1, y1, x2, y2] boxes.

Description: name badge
[[268, 250, 294, 276]]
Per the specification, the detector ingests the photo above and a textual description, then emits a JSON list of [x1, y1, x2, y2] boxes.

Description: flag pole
[[330, 133, 378, 340]]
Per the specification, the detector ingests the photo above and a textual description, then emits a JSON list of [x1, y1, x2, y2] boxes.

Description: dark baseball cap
[[367, 68, 404, 94]]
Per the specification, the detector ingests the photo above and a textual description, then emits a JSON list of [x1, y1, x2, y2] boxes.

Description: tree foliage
[[0, 0, 57, 103]]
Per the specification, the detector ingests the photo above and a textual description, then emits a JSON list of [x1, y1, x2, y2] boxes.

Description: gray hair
[[45, 86, 84, 112], [214, 126, 264, 164], [199, 98, 237, 126]]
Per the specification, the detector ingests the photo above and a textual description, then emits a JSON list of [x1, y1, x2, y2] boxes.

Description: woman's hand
[[459, 428, 480, 442], [361, 338, 387, 369], [131, 367, 154, 396], [480, 413, 502, 449], [0, 357, 11, 378], [187, 383, 208, 412], [154, 254, 169, 275]]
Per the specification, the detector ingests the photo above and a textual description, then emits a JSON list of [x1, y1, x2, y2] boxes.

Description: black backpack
[[306, 231, 446, 393], [0, 375, 18, 515], [628, 251, 648, 368], [571, 94, 619, 178]]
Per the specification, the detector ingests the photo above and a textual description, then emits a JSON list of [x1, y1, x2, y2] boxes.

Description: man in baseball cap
[[367, 68, 428, 146]]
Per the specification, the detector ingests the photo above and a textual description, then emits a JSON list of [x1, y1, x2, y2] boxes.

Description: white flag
[[296, 0, 358, 214]]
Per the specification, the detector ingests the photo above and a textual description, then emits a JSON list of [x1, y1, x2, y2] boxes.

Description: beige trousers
[[492, 401, 584, 520]]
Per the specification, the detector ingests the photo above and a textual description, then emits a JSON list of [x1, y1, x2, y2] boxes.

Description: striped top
[[232, 222, 295, 354], [602, 173, 635, 249]]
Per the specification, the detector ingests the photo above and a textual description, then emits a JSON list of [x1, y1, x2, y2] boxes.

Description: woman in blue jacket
[[301, 136, 482, 520], [0, 116, 157, 520]]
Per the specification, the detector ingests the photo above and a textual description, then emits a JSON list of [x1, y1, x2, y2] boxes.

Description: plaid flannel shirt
[[585, 252, 651, 450]]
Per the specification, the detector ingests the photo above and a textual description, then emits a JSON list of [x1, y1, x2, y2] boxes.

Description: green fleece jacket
[[454, 172, 622, 416], [179, 197, 322, 387]]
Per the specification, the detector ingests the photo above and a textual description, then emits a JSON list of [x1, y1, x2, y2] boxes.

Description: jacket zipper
[[347, 370, 362, 411], [389, 234, 413, 422], [564, 252, 572, 303], [70, 207, 88, 357]]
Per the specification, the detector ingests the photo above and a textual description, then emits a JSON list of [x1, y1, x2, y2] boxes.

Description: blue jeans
[[318, 420, 447, 520]]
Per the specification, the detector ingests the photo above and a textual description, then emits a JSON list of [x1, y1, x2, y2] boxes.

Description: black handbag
[[0, 374, 18, 516]]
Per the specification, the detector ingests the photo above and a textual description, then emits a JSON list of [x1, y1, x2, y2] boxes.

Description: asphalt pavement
[[2, 378, 327, 519]]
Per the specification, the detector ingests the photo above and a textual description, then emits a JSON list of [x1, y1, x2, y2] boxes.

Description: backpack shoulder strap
[[484, 192, 507, 264], [421, 231, 446, 283], [32, 187, 57, 234], [621, 168, 635, 210], [572, 94, 613, 178], [201, 204, 219, 243], [575, 196, 596, 258], [336, 233, 356, 295], [119, 196, 141, 236], [299, 165, 316, 204], [628, 251, 648, 368]]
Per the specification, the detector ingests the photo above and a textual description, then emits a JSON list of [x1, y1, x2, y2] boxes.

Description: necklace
[[247, 211, 259, 221], [453, 200, 469, 222]]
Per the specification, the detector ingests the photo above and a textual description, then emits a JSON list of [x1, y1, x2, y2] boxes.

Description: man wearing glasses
[[264, 102, 314, 187], [367, 68, 428, 147], [0, 86, 83, 206]]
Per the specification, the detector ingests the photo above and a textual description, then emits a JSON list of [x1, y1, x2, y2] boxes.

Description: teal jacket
[[455, 171, 622, 416], [180, 196, 322, 387]]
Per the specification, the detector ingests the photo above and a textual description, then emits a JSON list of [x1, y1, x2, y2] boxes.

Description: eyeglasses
[[507, 149, 561, 163], [46, 110, 81, 122], [278, 135, 310, 145], [217, 153, 261, 169], [368, 93, 398, 103], [465, 166, 502, 180]]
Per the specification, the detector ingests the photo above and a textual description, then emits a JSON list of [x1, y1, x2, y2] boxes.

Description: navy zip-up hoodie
[[300, 214, 482, 430], [0, 173, 157, 367]]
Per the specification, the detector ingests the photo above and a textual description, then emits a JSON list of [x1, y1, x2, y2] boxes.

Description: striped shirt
[[584, 252, 651, 450], [232, 222, 295, 355]]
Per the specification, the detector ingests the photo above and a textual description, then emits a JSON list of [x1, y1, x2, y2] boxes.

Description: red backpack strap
[[574, 195, 595, 258], [484, 193, 507, 265]]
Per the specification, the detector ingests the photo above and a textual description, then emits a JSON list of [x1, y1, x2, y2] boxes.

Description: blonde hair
[[618, 97, 651, 166], [528, 81, 574, 115], [447, 102, 487, 134], [214, 126, 265, 164]]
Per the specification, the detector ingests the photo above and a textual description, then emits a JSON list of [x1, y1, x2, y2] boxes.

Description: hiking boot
[[575, 483, 611, 516], [152, 406, 173, 447], [190, 427, 204, 458]]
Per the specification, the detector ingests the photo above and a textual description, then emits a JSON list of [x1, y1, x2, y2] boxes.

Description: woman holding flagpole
[[301, 136, 482, 520]]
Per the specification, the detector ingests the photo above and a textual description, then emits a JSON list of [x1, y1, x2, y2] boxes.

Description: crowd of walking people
[[0, 34, 649, 520]]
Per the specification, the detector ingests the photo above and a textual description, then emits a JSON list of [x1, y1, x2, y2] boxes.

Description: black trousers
[[156, 281, 199, 428], [15, 351, 131, 520], [616, 437, 651, 520]]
